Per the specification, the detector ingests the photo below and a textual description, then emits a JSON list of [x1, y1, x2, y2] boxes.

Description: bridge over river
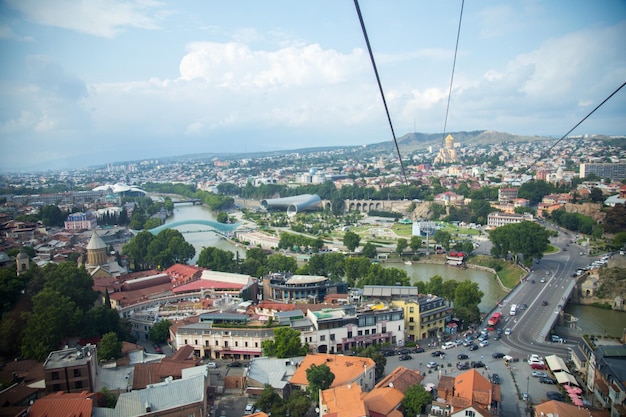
[[148, 219, 241, 236]]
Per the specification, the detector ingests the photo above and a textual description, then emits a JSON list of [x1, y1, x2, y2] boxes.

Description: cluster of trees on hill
[[0, 262, 133, 361], [142, 182, 234, 211], [489, 221, 550, 265]]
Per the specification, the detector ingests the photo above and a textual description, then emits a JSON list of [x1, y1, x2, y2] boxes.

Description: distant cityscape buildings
[[433, 134, 459, 164], [580, 163, 626, 181]]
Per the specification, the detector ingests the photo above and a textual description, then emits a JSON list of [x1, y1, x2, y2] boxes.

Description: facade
[[591, 345, 626, 416], [170, 319, 272, 360], [301, 304, 404, 354], [264, 273, 346, 304], [434, 134, 459, 164], [487, 212, 534, 228], [580, 163, 626, 181], [43, 346, 97, 394], [498, 187, 518, 203], [392, 295, 449, 343], [64, 211, 97, 230]]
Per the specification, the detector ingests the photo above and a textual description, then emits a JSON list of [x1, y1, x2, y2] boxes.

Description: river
[[563, 304, 626, 337], [164, 203, 247, 264]]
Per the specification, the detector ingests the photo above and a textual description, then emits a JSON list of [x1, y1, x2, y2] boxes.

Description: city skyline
[[1, 0, 625, 172]]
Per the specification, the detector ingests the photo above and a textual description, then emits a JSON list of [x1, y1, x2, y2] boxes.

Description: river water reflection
[[563, 304, 626, 337]]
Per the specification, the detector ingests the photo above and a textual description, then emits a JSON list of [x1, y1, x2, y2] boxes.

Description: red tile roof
[[28, 391, 95, 417]]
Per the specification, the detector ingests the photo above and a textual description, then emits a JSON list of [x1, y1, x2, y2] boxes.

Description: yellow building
[[391, 295, 449, 343]]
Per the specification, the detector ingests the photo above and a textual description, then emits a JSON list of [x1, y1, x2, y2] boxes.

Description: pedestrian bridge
[[148, 219, 241, 235]]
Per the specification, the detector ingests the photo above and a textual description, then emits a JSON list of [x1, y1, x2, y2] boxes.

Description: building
[[580, 163, 626, 181], [172, 270, 258, 302], [264, 273, 346, 304], [498, 187, 518, 203], [43, 345, 97, 394], [363, 366, 425, 417], [487, 212, 534, 228], [434, 135, 459, 164], [433, 368, 501, 415], [64, 212, 97, 230], [391, 295, 449, 343], [28, 391, 95, 417], [170, 316, 272, 360], [245, 356, 304, 398], [320, 383, 367, 417], [290, 353, 376, 393], [591, 345, 626, 416], [301, 304, 404, 354]]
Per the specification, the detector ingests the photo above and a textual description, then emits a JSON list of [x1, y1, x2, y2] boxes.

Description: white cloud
[[6, 0, 168, 38]]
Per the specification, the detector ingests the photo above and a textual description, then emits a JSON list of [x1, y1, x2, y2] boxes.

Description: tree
[[285, 389, 311, 417], [589, 187, 604, 203], [425, 275, 444, 296], [261, 327, 309, 358], [409, 236, 422, 252], [361, 242, 377, 259], [99, 332, 123, 361], [489, 221, 549, 263], [143, 217, 162, 230], [344, 257, 372, 287], [149, 319, 172, 343], [306, 363, 335, 401], [123, 230, 154, 270], [43, 262, 98, 313], [198, 246, 236, 272], [217, 211, 229, 223], [402, 383, 432, 416], [254, 384, 283, 413], [396, 238, 408, 255], [358, 345, 386, 379], [343, 231, 361, 252], [434, 230, 452, 251]]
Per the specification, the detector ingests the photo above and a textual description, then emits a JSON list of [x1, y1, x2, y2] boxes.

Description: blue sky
[[1, 0, 625, 172]]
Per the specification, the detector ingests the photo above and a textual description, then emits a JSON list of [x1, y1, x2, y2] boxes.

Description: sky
[[1, 0, 625, 172]]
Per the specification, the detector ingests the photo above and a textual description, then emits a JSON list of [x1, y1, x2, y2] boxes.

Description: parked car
[[431, 350, 445, 357], [457, 361, 470, 370], [540, 377, 557, 384], [228, 361, 243, 368], [468, 344, 479, 351], [207, 362, 218, 369], [411, 347, 425, 353], [547, 391, 565, 401], [245, 404, 254, 414], [531, 363, 547, 370], [521, 392, 529, 401], [492, 352, 505, 359], [427, 361, 439, 368], [531, 371, 547, 378], [491, 373, 501, 384], [399, 354, 413, 361], [479, 340, 489, 347], [382, 350, 395, 357], [493, 334, 501, 341], [471, 361, 485, 368], [441, 342, 455, 350], [398, 348, 411, 355], [457, 353, 469, 360]]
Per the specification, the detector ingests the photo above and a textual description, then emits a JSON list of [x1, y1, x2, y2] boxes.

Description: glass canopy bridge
[[148, 219, 241, 236]]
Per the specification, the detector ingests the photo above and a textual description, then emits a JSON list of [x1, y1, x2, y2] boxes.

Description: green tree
[[344, 257, 372, 287], [99, 332, 123, 361], [409, 236, 422, 252], [306, 363, 335, 402], [361, 242, 378, 259], [343, 231, 361, 252], [217, 211, 229, 223], [266, 254, 298, 274], [589, 188, 604, 203], [40, 205, 66, 227], [146, 229, 195, 269], [143, 217, 162, 230], [402, 383, 432, 416], [197, 246, 236, 272], [21, 288, 81, 361], [425, 275, 444, 296], [358, 345, 386, 379], [261, 327, 309, 358], [149, 319, 172, 343], [434, 230, 452, 251], [489, 221, 549, 263], [396, 238, 408, 255], [43, 262, 98, 313], [285, 389, 311, 417], [454, 280, 484, 309], [122, 230, 154, 270], [129, 211, 147, 230], [254, 384, 283, 413]]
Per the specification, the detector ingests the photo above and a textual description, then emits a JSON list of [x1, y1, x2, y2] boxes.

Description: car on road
[[468, 344, 479, 351], [479, 340, 489, 347], [531, 371, 547, 378], [551, 335, 565, 343], [491, 373, 501, 384], [399, 354, 412, 361], [245, 404, 254, 414], [411, 347, 425, 353], [427, 361, 439, 368], [491, 352, 505, 359], [228, 361, 243, 368], [471, 361, 485, 368], [504, 328, 512, 335], [457, 361, 470, 370], [431, 350, 445, 357], [457, 353, 469, 360], [541, 300, 548, 306], [398, 348, 411, 355], [382, 350, 395, 357], [521, 392, 529, 401], [545, 271, 550, 275], [493, 334, 501, 341], [207, 362, 218, 369], [540, 377, 557, 384], [540, 278, 546, 283], [441, 342, 455, 350], [531, 363, 548, 370]]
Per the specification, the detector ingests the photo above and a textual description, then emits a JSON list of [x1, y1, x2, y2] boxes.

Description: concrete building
[[580, 163, 626, 181], [64, 211, 97, 230], [264, 273, 346, 304], [487, 212, 534, 228], [290, 353, 376, 393], [43, 345, 97, 394]]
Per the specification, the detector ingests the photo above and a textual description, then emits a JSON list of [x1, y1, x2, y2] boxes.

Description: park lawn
[[544, 244, 558, 254], [471, 256, 525, 289]]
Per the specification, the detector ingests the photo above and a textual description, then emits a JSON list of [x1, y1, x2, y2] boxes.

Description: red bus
[[487, 312, 502, 327]]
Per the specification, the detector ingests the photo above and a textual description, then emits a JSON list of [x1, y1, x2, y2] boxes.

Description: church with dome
[[434, 134, 459, 164], [85, 231, 126, 278]]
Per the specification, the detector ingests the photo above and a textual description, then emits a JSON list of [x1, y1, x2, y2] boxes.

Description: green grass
[[471, 256, 525, 289], [544, 244, 558, 254]]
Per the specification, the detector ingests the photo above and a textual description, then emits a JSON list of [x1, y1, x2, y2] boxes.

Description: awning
[[545, 354, 568, 373], [555, 372, 579, 386], [219, 350, 261, 355]]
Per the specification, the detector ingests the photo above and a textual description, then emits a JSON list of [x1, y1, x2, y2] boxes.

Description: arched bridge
[[149, 220, 241, 235]]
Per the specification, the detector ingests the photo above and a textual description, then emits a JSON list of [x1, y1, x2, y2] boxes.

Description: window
[[364, 330, 369, 335], [320, 335, 326, 341], [330, 334, 335, 341], [215, 340, 219, 346], [73, 369, 81, 377], [255, 342, 258, 348], [184, 339, 188, 345], [51, 372, 59, 380], [195, 339, 198, 345], [245, 342, 248, 347], [75, 381, 83, 389], [358, 330, 363, 336], [347, 331, 352, 338], [224, 341, 229, 347], [465, 411, 475, 417], [235, 341, 238, 347], [53, 384, 61, 392], [409, 317, 414, 323], [409, 325, 414, 331], [409, 307, 414, 313]]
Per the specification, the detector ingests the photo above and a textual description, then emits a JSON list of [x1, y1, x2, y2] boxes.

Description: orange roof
[[321, 383, 368, 417], [28, 391, 94, 417], [534, 400, 609, 417], [290, 354, 375, 388], [453, 369, 494, 406]]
